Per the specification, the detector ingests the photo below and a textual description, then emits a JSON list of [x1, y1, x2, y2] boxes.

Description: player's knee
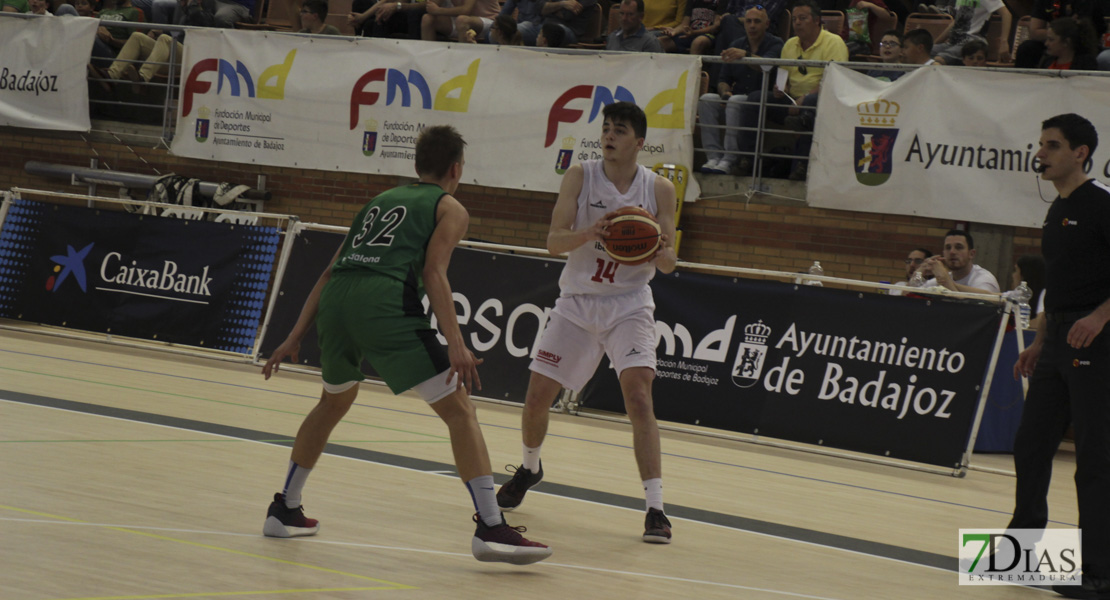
[[433, 389, 477, 424], [622, 389, 653, 419]]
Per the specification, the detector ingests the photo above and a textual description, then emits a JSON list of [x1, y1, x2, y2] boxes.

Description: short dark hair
[[792, 0, 821, 21], [602, 101, 647, 139], [541, 22, 566, 47], [944, 229, 973, 250], [880, 29, 902, 42], [492, 15, 521, 45], [960, 39, 988, 58], [623, 0, 645, 14], [903, 28, 934, 53], [302, 0, 328, 20], [1043, 113, 1099, 156], [912, 247, 933, 258], [415, 125, 466, 179]]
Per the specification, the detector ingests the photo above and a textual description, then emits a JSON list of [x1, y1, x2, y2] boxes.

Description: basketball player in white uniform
[[496, 102, 679, 542]]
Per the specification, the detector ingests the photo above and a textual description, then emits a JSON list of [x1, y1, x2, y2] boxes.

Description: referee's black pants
[[1009, 311, 1110, 577]]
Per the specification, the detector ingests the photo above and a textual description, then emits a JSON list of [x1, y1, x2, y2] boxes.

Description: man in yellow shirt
[[733, 0, 847, 179]]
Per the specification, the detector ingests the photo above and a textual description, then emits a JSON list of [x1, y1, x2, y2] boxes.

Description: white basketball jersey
[[558, 159, 659, 297]]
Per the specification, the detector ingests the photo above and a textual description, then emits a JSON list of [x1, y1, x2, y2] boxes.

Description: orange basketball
[[604, 207, 661, 265]]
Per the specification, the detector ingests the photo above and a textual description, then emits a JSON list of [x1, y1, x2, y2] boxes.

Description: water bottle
[[1013, 280, 1032, 329], [807, 261, 824, 286], [908, 270, 926, 288]]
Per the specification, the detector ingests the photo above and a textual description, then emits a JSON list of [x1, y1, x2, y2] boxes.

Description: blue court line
[[0, 346, 1075, 526]]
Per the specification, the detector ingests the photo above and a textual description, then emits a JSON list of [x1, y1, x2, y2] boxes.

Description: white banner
[[172, 30, 700, 199], [810, 64, 1110, 228], [0, 16, 97, 131]]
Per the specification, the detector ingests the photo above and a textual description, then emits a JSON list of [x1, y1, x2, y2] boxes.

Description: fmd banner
[[171, 30, 700, 199], [0, 199, 280, 354]]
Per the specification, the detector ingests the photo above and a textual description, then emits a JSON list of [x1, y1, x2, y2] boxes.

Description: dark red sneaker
[[471, 514, 553, 565], [643, 508, 672, 544], [263, 493, 320, 538], [496, 463, 543, 512]]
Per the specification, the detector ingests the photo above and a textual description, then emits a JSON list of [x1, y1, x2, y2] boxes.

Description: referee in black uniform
[[1011, 113, 1110, 599]]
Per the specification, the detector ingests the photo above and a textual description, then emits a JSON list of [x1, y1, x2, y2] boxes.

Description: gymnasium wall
[[0, 125, 1043, 287]]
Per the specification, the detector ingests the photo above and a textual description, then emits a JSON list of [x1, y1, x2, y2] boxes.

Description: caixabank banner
[[0, 199, 280, 354], [580, 270, 1003, 468]]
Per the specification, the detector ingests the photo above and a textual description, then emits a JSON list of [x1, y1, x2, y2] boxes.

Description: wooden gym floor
[[0, 326, 1076, 599]]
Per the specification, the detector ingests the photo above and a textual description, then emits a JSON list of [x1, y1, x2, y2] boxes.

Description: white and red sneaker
[[263, 493, 320, 538], [471, 514, 553, 565]]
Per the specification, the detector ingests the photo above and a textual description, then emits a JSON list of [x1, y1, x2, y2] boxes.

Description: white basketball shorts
[[529, 287, 657, 392]]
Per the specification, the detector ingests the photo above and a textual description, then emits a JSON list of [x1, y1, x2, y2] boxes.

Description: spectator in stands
[[211, 0, 251, 27], [959, 38, 989, 65], [540, 0, 598, 46], [916, 229, 1000, 293], [733, 0, 848, 181], [2, 0, 29, 12], [901, 28, 936, 64], [132, 0, 178, 24], [866, 29, 907, 80], [29, 0, 79, 14], [1038, 16, 1099, 70], [643, 0, 686, 36], [607, 0, 664, 51], [73, 0, 91, 14], [842, 0, 896, 56], [494, 0, 543, 45], [349, 0, 425, 39], [888, 247, 933, 295], [84, 0, 145, 71], [929, 0, 1009, 65], [698, 6, 783, 174], [657, 0, 727, 53], [536, 21, 567, 46], [299, 0, 339, 33], [709, 0, 786, 58], [1015, 0, 1105, 68], [464, 14, 522, 43], [421, 0, 499, 41]]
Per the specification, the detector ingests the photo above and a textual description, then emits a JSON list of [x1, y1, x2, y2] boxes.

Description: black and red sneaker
[[496, 462, 543, 511], [263, 493, 320, 538], [643, 507, 672, 544], [471, 514, 553, 565]]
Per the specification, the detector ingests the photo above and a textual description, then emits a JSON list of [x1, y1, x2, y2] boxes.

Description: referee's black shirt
[[1042, 179, 1110, 313]]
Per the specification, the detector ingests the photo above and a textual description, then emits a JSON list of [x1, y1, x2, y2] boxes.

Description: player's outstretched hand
[[263, 337, 301, 380], [448, 344, 484, 395]]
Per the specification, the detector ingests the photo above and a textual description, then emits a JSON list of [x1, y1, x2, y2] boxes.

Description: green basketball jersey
[[332, 182, 445, 294]]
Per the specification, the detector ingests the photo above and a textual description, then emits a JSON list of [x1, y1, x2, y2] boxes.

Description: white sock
[[466, 475, 503, 527], [643, 478, 663, 512], [282, 461, 312, 509], [522, 443, 542, 473]]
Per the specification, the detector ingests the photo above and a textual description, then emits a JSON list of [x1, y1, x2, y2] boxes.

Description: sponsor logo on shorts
[[625, 347, 641, 357], [536, 349, 562, 367], [1073, 359, 1090, 367]]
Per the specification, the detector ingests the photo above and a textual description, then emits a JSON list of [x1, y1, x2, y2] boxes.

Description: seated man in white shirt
[[916, 229, 1000, 293], [889, 246, 933, 296]]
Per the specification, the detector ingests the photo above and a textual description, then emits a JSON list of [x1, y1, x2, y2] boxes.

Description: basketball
[[604, 207, 661, 265]]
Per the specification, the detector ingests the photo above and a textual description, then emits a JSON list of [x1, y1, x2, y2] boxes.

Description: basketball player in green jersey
[[261, 125, 552, 565]]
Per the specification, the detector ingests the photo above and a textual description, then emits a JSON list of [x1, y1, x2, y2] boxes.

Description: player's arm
[[262, 245, 343, 379], [547, 164, 609, 255], [1014, 312, 1047, 379], [424, 195, 482, 394], [652, 175, 678, 274]]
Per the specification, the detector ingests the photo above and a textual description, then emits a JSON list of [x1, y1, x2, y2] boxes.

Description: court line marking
[[0, 346, 1033, 521], [0, 365, 448, 441], [2, 394, 960, 574], [0, 517, 851, 600], [43, 587, 404, 600], [0, 504, 415, 591]]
